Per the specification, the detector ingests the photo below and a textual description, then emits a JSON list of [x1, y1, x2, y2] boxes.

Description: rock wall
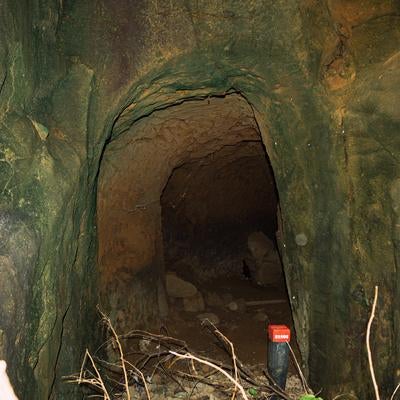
[[161, 140, 277, 239], [0, 0, 399, 398], [97, 95, 263, 330]]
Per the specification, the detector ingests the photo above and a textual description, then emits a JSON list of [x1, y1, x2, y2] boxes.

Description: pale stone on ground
[[166, 272, 198, 298], [183, 291, 205, 312]]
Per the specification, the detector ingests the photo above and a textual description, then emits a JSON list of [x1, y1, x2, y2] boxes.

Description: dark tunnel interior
[[97, 95, 297, 370], [160, 138, 295, 365]]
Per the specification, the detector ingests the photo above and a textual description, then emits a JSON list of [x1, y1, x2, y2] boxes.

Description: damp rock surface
[[166, 273, 198, 299], [183, 292, 205, 313], [0, 0, 399, 399]]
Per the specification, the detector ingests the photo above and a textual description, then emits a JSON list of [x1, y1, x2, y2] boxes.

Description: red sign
[[268, 325, 291, 343]]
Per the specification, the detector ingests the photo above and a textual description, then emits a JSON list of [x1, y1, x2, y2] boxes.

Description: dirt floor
[[162, 228, 302, 376], [148, 268, 306, 399], [166, 275, 298, 368], [120, 225, 308, 399], [85, 234, 307, 399]]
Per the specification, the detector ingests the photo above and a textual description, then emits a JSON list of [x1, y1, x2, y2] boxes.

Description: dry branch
[[97, 307, 131, 400], [169, 350, 249, 400], [286, 341, 312, 395], [64, 349, 111, 400], [390, 382, 400, 400], [66, 287, 400, 400], [366, 286, 380, 400], [66, 309, 301, 400]]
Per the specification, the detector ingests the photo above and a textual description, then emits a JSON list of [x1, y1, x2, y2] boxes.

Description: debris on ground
[[65, 309, 314, 400]]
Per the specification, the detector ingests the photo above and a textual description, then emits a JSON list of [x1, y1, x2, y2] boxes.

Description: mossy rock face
[[0, 0, 399, 399], [0, 211, 38, 391]]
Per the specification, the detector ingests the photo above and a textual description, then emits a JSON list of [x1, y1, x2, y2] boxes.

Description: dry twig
[[169, 350, 249, 400], [286, 341, 312, 394], [125, 360, 151, 400], [366, 286, 380, 400], [203, 320, 240, 399], [67, 309, 298, 400], [390, 382, 400, 400], [98, 307, 131, 400], [65, 349, 111, 400]]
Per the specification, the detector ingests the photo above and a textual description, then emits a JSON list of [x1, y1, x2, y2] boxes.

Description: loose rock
[[246, 231, 284, 286], [183, 291, 205, 312], [247, 231, 275, 260], [195, 382, 215, 395], [166, 272, 198, 298], [227, 298, 246, 312]]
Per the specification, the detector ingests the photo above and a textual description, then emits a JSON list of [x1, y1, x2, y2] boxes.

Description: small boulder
[[227, 298, 247, 312], [183, 291, 205, 312], [194, 382, 215, 395], [227, 301, 238, 311], [173, 392, 187, 399], [246, 231, 284, 287], [247, 231, 275, 261], [166, 272, 198, 298]]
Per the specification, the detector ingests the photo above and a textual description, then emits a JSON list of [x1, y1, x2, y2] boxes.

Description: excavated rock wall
[[0, 0, 399, 398], [97, 95, 263, 330], [161, 140, 277, 239]]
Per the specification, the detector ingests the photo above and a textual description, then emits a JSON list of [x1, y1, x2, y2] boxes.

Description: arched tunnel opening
[[97, 93, 297, 375], [1, 1, 399, 398], [160, 140, 294, 364]]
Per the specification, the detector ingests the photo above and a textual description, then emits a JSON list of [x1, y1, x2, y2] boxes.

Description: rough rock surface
[[246, 231, 284, 286], [0, 1, 399, 398], [166, 273, 198, 298], [227, 299, 247, 313], [248, 232, 275, 261], [183, 292, 205, 313]]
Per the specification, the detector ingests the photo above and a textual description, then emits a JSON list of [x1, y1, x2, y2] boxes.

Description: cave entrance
[[160, 134, 293, 366], [97, 93, 295, 366]]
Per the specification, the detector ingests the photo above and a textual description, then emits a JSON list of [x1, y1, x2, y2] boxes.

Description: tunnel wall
[[97, 95, 262, 330], [0, 0, 399, 398], [161, 141, 277, 240]]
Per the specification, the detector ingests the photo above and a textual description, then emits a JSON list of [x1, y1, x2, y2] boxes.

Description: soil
[[111, 236, 306, 399], [158, 228, 305, 399], [166, 275, 298, 370], [162, 227, 301, 374]]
